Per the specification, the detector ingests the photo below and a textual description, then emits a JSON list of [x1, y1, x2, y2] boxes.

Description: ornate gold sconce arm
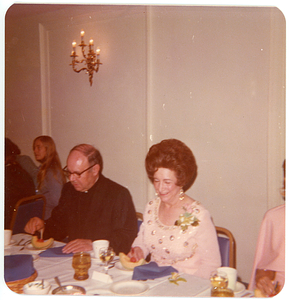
[[70, 32, 102, 86]]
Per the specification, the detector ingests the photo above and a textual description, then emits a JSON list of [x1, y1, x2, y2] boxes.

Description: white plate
[[86, 288, 113, 296], [115, 261, 133, 272], [110, 281, 149, 295], [234, 282, 246, 294], [24, 243, 47, 252], [25, 240, 55, 251], [4, 240, 16, 249]]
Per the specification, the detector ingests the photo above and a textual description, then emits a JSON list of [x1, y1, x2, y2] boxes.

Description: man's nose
[[69, 173, 77, 181]]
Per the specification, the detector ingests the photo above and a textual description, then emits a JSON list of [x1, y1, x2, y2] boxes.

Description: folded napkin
[[132, 261, 178, 280], [92, 271, 113, 283], [39, 246, 74, 257], [4, 255, 35, 282]]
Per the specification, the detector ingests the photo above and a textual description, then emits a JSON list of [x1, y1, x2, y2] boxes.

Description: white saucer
[[234, 282, 246, 294]]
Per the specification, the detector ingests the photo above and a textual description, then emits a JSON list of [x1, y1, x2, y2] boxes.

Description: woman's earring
[[179, 188, 184, 201]]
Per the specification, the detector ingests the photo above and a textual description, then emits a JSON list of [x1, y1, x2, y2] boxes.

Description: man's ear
[[92, 164, 100, 176]]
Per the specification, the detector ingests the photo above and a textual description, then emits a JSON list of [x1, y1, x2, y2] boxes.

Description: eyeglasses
[[63, 163, 97, 179]]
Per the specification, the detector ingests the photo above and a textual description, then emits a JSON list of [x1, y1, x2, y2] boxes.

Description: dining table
[[4, 233, 254, 297]]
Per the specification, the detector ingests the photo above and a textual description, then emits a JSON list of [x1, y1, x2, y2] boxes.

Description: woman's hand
[[62, 239, 93, 253], [127, 246, 144, 262], [24, 217, 44, 235], [255, 269, 276, 296]]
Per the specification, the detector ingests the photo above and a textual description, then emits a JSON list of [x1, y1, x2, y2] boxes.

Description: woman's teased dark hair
[[70, 144, 103, 174], [145, 139, 197, 191]]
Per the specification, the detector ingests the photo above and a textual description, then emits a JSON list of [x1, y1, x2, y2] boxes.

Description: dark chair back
[[10, 195, 46, 234], [216, 226, 236, 268]]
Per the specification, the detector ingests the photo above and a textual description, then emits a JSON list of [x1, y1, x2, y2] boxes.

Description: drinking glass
[[99, 246, 115, 274], [72, 252, 91, 280], [210, 270, 234, 297]]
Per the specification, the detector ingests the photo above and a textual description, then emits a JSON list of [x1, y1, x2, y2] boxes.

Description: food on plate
[[31, 236, 54, 249], [119, 252, 145, 270]]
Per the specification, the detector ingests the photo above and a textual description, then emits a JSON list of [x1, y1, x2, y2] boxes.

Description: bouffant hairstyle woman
[[33, 135, 66, 190], [145, 139, 197, 191]]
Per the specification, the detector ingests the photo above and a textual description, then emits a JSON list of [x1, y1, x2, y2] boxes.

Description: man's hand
[[62, 239, 93, 253], [24, 217, 44, 235]]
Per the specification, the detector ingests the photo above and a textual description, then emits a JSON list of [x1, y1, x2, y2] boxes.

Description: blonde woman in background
[[33, 136, 66, 219]]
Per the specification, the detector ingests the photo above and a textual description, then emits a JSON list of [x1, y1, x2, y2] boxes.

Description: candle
[[80, 30, 85, 41], [72, 41, 76, 50], [88, 39, 93, 51], [96, 48, 100, 56]]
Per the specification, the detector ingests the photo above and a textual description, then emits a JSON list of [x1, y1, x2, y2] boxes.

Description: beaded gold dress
[[132, 197, 221, 278]]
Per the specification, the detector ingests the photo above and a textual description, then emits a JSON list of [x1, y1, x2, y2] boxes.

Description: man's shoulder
[[100, 174, 128, 191], [98, 175, 132, 200]]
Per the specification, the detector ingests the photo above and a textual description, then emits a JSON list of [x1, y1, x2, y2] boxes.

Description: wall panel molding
[[39, 23, 51, 136]]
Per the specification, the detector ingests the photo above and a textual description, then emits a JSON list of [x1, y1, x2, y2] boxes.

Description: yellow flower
[[168, 272, 187, 285], [174, 207, 200, 231]]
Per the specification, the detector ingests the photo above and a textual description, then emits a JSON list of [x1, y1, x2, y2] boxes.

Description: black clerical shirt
[[44, 174, 138, 254]]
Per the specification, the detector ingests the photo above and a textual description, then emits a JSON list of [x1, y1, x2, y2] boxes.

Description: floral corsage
[[174, 203, 200, 231], [168, 272, 187, 285]]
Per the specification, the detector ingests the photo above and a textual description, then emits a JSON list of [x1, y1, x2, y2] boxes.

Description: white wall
[[5, 4, 285, 283]]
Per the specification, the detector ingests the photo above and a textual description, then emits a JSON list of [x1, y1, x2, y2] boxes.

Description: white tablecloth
[[4, 234, 252, 297]]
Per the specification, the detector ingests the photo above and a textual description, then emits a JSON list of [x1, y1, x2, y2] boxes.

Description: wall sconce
[[70, 30, 102, 86]]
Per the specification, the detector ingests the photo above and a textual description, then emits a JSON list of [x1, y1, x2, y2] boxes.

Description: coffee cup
[[4, 229, 12, 246], [217, 267, 237, 291], [92, 240, 109, 261]]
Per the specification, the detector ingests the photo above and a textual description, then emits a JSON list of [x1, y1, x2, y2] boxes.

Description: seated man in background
[[25, 143, 138, 254], [5, 138, 36, 229]]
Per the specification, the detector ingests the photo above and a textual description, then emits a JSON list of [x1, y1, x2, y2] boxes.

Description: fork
[[39, 228, 44, 240], [16, 238, 24, 246]]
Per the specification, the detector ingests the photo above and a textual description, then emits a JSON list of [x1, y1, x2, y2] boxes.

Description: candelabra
[[70, 30, 102, 86]]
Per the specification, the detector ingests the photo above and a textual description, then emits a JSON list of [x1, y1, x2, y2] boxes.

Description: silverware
[[40, 228, 44, 240], [19, 240, 31, 250], [54, 276, 65, 292], [16, 238, 24, 245]]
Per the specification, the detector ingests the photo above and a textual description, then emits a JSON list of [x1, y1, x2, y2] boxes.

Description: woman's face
[[33, 139, 47, 162], [153, 168, 182, 205]]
